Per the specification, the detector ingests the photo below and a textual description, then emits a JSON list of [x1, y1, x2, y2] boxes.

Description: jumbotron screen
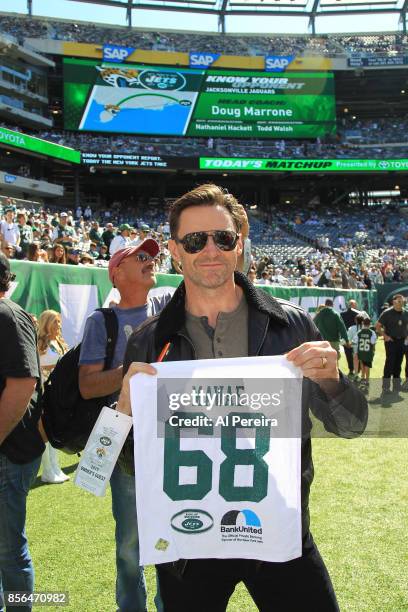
[[63, 58, 336, 139]]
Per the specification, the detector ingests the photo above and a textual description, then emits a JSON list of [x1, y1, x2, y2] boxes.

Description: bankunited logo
[[221, 509, 262, 534], [171, 509, 214, 534]]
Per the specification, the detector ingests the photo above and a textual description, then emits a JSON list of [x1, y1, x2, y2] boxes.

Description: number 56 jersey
[[130, 356, 303, 566]]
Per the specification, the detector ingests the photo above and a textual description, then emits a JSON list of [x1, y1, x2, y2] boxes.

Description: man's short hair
[[392, 294, 404, 301], [363, 318, 371, 326], [0, 252, 13, 292], [325, 299, 334, 307], [169, 184, 243, 238]]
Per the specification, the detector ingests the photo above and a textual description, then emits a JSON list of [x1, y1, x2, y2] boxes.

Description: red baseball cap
[[108, 239, 160, 283]]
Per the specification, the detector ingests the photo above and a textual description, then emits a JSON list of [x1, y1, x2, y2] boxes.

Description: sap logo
[[265, 56, 294, 72], [4, 174, 17, 183], [189, 53, 220, 68], [102, 45, 135, 63]]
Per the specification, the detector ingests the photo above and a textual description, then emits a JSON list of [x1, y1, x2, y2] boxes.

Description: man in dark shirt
[[102, 223, 115, 250], [376, 294, 408, 394], [89, 221, 103, 246], [0, 252, 45, 611], [341, 299, 361, 376]]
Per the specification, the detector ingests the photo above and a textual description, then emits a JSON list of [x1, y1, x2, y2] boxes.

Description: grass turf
[[26, 339, 408, 611]]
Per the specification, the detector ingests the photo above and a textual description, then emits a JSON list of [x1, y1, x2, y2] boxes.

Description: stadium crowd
[[2, 195, 408, 290], [3, 122, 408, 161], [1, 14, 408, 57]]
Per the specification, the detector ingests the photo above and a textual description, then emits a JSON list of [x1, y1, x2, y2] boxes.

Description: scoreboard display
[[64, 58, 336, 139]]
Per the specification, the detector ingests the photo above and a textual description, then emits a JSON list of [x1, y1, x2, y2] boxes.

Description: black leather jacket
[[123, 272, 368, 537]]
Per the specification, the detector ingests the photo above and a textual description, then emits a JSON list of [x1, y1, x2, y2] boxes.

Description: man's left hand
[[286, 341, 339, 386]]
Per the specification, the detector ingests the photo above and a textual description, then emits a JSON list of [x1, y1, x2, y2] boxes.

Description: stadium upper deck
[[1, 13, 408, 58]]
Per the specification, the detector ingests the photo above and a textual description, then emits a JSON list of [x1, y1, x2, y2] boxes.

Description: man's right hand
[[116, 362, 157, 416]]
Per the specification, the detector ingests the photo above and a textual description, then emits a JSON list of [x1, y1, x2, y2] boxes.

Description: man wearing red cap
[[79, 239, 172, 612]]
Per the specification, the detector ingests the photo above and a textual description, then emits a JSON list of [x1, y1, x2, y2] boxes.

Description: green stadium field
[[27, 339, 408, 611]]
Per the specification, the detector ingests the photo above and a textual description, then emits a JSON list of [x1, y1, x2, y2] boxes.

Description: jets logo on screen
[[189, 52, 220, 69], [102, 45, 135, 63], [138, 70, 187, 91], [220, 509, 263, 543], [265, 55, 294, 72]]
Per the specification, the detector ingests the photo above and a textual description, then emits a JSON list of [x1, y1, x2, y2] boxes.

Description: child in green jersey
[[357, 318, 377, 384]]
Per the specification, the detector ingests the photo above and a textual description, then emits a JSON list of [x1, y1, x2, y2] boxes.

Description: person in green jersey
[[314, 299, 350, 358], [357, 318, 377, 384]]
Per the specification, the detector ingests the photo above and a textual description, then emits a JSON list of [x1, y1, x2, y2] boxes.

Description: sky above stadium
[[0, 0, 404, 34]]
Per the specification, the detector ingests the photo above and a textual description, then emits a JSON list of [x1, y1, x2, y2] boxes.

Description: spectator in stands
[[98, 244, 110, 261], [66, 248, 81, 265], [102, 222, 115, 250], [314, 298, 349, 358], [109, 224, 132, 256], [317, 267, 333, 287], [247, 269, 257, 284], [0, 207, 20, 253], [1, 243, 15, 259], [49, 244, 66, 264], [258, 271, 271, 285], [51, 212, 78, 248], [80, 253, 94, 266], [84, 205, 92, 221], [27, 243, 48, 263], [16, 212, 33, 258], [89, 221, 103, 246]]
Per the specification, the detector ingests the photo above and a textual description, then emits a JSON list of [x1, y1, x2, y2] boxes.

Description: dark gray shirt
[[184, 296, 248, 359]]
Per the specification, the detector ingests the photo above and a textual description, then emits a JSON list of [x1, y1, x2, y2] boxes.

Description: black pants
[[157, 534, 339, 612], [405, 346, 408, 380], [344, 345, 354, 373], [383, 338, 405, 390]]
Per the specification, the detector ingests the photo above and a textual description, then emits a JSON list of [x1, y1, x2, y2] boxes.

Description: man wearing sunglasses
[[117, 184, 368, 612], [78, 239, 172, 612]]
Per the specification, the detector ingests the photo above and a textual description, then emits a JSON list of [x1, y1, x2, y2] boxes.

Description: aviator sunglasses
[[175, 230, 240, 254]]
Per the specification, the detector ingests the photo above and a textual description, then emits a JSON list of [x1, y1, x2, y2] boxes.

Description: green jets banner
[[63, 58, 335, 139], [8, 261, 376, 347], [200, 157, 408, 172], [0, 126, 80, 164]]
